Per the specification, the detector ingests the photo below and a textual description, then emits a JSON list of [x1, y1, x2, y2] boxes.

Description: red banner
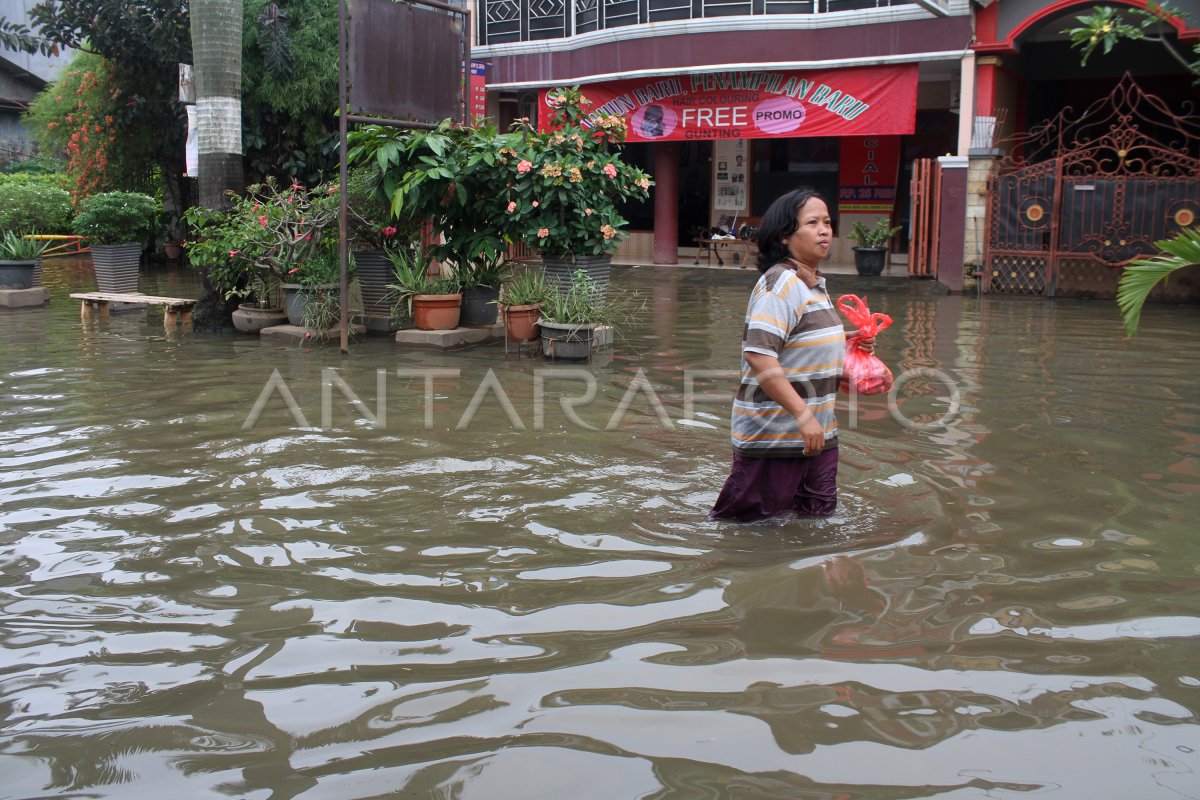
[[539, 65, 917, 143], [838, 136, 902, 211], [469, 60, 488, 122]]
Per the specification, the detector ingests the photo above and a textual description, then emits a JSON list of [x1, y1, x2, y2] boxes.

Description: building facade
[[470, 0, 1199, 295]]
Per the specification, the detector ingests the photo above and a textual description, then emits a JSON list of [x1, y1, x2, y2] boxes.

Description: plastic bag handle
[[837, 294, 893, 335]]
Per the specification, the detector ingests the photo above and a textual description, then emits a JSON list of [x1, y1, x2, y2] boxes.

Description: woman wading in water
[[711, 187, 875, 522]]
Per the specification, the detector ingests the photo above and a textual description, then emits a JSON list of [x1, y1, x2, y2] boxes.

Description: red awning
[[538, 64, 918, 142]]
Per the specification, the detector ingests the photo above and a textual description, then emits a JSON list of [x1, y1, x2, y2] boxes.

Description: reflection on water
[[1, 258, 1198, 798]]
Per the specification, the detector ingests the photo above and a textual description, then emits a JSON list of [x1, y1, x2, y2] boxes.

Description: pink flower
[[506, 201, 517, 213], [292, 182, 303, 190], [259, 215, 268, 227], [516, 160, 533, 174], [584, 208, 593, 216], [603, 163, 618, 178], [327, 185, 338, 194], [532, 201, 539, 208], [537, 227, 550, 238], [229, 249, 239, 256], [381, 226, 397, 237], [288, 266, 300, 274]]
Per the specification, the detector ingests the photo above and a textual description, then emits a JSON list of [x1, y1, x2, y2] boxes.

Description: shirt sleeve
[[743, 281, 796, 359]]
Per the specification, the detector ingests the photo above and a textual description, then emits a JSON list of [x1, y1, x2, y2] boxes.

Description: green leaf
[[1116, 226, 1200, 335]]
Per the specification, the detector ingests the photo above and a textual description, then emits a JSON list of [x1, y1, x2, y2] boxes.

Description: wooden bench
[[70, 292, 196, 330], [693, 237, 758, 268]]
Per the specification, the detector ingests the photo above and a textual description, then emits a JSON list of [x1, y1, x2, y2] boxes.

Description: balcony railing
[[479, 0, 911, 45]]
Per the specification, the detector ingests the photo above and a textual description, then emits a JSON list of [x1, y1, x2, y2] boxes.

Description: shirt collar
[[782, 258, 822, 288]]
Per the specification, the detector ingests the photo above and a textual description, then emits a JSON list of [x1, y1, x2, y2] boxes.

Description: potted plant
[[848, 218, 902, 277], [185, 178, 342, 331], [0, 231, 49, 290], [459, 256, 511, 326], [496, 264, 550, 343], [385, 247, 463, 331], [285, 247, 350, 328], [348, 120, 515, 306], [505, 86, 653, 297], [346, 90, 651, 302], [73, 191, 156, 293], [538, 268, 642, 360], [345, 166, 417, 331], [0, 182, 72, 287]]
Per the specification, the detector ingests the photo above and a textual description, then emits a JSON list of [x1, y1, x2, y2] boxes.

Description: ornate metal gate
[[984, 74, 1200, 297]]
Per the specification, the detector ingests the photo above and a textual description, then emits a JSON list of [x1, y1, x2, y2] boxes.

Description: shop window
[[617, 142, 655, 231], [750, 137, 840, 232]]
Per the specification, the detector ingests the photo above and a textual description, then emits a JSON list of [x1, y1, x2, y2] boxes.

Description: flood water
[[1, 257, 1198, 799]]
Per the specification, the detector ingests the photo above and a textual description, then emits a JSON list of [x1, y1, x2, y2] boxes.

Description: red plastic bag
[[837, 294, 894, 395]]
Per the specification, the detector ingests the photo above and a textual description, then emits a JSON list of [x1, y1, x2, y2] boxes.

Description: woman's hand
[[797, 410, 825, 456], [850, 333, 876, 354]]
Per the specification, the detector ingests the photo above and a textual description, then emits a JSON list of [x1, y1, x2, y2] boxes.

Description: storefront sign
[[838, 136, 901, 211], [539, 65, 917, 142], [469, 60, 488, 122]]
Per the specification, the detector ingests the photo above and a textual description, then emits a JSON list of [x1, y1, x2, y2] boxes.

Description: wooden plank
[[70, 292, 196, 308]]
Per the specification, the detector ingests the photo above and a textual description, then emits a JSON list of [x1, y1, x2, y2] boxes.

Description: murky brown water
[[1, 257, 1198, 799]]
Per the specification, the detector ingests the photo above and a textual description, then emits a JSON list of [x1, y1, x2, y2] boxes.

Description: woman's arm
[[744, 351, 825, 455]]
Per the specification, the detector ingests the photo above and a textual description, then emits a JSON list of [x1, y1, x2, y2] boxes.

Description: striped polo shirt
[[730, 259, 844, 458]]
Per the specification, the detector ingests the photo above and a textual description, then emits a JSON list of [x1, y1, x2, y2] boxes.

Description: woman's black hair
[[755, 187, 827, 273]]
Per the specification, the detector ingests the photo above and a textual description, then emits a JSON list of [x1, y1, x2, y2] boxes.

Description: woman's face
[[783, 197, 832, 268]]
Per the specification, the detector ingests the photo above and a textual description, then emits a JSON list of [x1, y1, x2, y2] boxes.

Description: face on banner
[[538, 65, 917, 142]]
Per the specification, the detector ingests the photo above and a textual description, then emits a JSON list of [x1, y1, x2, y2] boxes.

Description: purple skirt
[[710, 447, 839, 522]]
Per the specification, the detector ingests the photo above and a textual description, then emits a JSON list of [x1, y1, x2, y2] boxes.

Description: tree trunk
[[191, 0, 245, 210], [190, 0, 245, 329]]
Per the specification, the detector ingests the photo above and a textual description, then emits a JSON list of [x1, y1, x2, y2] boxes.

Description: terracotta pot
[[163, 242, 183, 260], [501, 303, 542, 343], [412, 293, 462, 330]]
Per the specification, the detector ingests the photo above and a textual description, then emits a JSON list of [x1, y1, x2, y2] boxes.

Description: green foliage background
[[241, 0, 340, 186]]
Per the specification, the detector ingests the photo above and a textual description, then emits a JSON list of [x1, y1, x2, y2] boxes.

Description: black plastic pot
[[853, 247, 887, 276]]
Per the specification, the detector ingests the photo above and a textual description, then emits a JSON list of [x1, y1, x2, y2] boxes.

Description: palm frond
[[1116, 226, 1200, 336]]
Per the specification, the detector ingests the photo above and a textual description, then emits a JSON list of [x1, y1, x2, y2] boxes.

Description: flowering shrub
[[26, 55, 120, 204], [183, 178, 345, 304], [348, 84, 653, 274], [505, 86, 653, 257]]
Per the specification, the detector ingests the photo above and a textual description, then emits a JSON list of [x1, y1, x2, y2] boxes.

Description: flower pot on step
[[283, 282, 336, 327], [412, 293, 462, 330], [853, 246, 887, 276], [232, 303, 289, 334], [0, 260, 36, 290], [460, 284, 500, 326]]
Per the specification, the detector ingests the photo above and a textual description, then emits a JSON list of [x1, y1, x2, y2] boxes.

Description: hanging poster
[[539, 64, 917, 142], [713, 139, 747, 215], [469, 61, 488, 122], [838, 136, 902, 211]]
